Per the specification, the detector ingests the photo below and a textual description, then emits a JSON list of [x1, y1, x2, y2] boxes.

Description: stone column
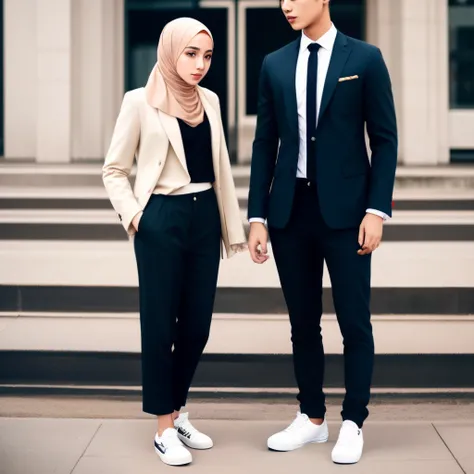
[[71, 0, 125, 161], [36, 0, 72, 162], [366, 0, 449, 165], [4, 0, 38, 160], [101, 0, 125, 159], [365, 0, 402, 116], [398, 0, 449, 165], [4, 0, 124, 162]]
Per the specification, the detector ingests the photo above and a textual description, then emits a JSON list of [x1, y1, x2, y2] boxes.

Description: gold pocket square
[[338, 75, 359, 82]]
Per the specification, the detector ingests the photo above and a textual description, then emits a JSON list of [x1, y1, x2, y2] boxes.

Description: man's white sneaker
[[267, 412, 329, 451], [154, 428, 192, 466], [331, 420, 364, 464], [174, 412, 213, 450]]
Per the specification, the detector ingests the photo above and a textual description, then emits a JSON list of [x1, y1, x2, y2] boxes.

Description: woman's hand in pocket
[[132, 211, 144, 232]]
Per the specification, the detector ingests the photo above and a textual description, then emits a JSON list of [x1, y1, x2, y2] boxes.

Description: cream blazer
[[102, 86, 246, 258]]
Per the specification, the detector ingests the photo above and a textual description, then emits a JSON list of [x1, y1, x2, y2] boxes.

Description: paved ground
[[1, 397, 474, 473]]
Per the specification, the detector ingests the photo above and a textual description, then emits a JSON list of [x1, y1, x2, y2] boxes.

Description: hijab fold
[[145, 17, 213, 127]]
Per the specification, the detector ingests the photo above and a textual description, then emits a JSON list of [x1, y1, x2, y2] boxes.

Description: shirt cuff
[[366, 208, 389, 221], [248, 217, 266, 224]]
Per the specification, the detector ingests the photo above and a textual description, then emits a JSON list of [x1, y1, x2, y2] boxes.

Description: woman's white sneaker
[[267, 412, 329, 451], [331, 420, 364, 464], [154, 428, 192, 466], [174, 412, 214, 450]]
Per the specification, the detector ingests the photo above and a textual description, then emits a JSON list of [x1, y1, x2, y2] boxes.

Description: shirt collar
[[300, 23, 338, 53]]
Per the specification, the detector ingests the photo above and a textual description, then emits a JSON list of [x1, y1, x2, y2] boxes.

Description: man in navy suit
[[247, 0, 397, 464]]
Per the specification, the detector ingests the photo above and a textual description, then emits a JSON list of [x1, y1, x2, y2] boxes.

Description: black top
[[177, 114, 215, 183]]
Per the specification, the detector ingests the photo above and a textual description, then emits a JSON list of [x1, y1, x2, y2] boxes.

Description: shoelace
[[178, 418, 199, 436], [283, 413, 308, 433]]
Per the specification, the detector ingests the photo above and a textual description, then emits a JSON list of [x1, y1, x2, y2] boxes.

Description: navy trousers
[[134, 188, 221, 416]]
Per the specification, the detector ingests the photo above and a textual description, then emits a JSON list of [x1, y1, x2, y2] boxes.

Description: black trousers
[[269, 179, 374, 428], [134, 188, 221, 416]]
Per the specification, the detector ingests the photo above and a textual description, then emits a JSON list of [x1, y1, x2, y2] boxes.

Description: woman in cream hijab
[[102, 17, 246, 467]]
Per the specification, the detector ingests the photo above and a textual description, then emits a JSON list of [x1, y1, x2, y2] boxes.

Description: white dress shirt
[[296, 23, 337, 178], [249, 24, 388, 224]]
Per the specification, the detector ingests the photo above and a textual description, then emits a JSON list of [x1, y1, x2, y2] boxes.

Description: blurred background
[[1, 0, 474, 164], [0, 0, 473, 412]]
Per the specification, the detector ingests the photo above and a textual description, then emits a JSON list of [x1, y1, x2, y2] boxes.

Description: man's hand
[[132, 211, 143, 232], [358, 213, 384, 255], [248, 222, 270, 264]]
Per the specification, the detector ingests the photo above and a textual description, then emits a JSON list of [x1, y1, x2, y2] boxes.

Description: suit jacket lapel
[[318, 32, 352, 124], [283, 38, 301, 138], [198, 88, 220, 181], [158, 110, 187, 171]]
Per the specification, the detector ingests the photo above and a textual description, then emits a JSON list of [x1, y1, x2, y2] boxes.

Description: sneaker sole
[[268, 436, 329, 452], [332, 453, 362, 465], [332, 458, 360, 466], [154, 447, 192, 466]]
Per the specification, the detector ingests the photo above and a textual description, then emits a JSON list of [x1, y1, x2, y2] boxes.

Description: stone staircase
[[0, 163, 473, 398]]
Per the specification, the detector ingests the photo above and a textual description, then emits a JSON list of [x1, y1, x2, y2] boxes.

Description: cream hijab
[[145, 18, 213, 127]]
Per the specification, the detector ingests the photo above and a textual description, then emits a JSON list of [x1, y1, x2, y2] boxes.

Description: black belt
[[295, 178, 315, 187]]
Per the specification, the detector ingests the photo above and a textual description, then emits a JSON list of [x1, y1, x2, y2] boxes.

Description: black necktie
[[306, 42, 321, 181]]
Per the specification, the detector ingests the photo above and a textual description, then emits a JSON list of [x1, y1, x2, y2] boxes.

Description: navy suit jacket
[[248, 32, 398, 230]]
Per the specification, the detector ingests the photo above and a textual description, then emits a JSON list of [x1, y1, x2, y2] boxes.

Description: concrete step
[[2, 186, 474, 211], [1, 239, 474, 315], [1, 314, 473, 390], [1, 241, 473, 288], [1, 164, 473, 393], [0, 209, 473, 241], [1, 163, 474, 190], [1, 396, 474, 421], [4, 208, 473, 224], [1, 208, 474, 223], [1, 285, 472, 315], [1, 312, 473, 355]]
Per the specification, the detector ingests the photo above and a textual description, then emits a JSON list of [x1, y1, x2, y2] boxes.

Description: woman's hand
[[132, 211, 143, 232]]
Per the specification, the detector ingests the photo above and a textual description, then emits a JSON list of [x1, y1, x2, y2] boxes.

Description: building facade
[[2, 0, 474, 164]]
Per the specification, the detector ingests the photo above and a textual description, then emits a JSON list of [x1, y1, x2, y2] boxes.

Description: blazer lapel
[[198, 88, 220, 180], [283, 38, 301, 138], [318, 32, 352, 124], [158, 109, 187, 171]]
